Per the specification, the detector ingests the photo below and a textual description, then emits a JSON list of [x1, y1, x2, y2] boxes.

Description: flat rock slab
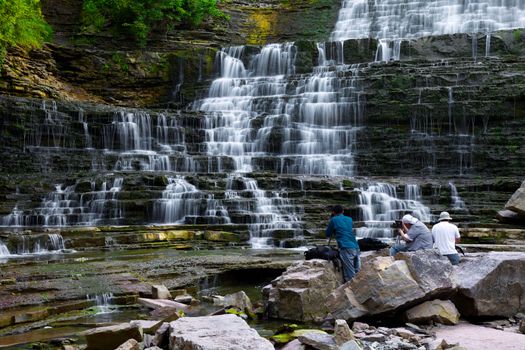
[[297, 331, 337, 350], [169, 314, 274, 350], [138, 298, 188, 310], [435, 322, 525, 350]]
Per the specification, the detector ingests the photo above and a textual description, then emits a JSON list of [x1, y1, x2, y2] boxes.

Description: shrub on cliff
[[0, 0, 52, 66], [81, 0, 227, 46]]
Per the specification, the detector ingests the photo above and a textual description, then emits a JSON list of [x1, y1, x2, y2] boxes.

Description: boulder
[[395, 250, 455, 295], [505, 181, 525, 216], [83, 323, 143, 350], [150, 307, 181, 322], [130, 320, 163, 334], [114, 339, 139, 350], [455, 252, 525, 317], [334, 319, 355, 345], [519, 319, 525, 334], [152, 285, 172, 300], [281, 339, 305, 350], [326, 257, 425, 320], [496, 210, 525, 225], [297, 331, 337, 350], [151, 322, 170, 348], [405, 300, 460, 325], [214, 291, 253, 312], [169, 314, 273, 350], [339, 340, 363, 350], [263, 259, 342, 322]]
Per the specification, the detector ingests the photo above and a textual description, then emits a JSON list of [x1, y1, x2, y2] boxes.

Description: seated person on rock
[[326, 204, 360, 283], [390, 214, 433, 256], [432, 211, 461, 265]]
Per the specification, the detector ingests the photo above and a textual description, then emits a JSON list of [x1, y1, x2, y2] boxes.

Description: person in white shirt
[[431, 211, 461, 265]]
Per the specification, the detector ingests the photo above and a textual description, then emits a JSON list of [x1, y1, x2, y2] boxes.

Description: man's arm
[[455, 226, 461, 243], [398, 223, 413, 242], [326, 219, 334, 238]]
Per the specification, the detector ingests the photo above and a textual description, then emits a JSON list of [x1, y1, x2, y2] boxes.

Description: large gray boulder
[[169, 314, 273, 350], [455, 252, 525, 317], [263, 259, 342, 322], [395, 250, 455, 295], [505, 181, 525, 216], [326, 256, 426, 320]]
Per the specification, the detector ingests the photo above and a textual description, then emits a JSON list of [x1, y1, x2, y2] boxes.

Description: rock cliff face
[[1, 1, 525, 249]]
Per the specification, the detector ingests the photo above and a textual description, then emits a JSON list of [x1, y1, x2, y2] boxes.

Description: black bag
[[304, 244, 341, 271], [357, 237, 389, 251], [304, 245, 340, 261]]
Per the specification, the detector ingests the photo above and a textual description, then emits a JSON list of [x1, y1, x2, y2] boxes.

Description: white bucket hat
[[438, 211, 453, 221], [402, 214, 418, 225]]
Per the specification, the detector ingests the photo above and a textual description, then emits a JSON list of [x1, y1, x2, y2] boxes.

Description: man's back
[[326, 214, 359, 250], [432, 221, 459, 255], [406, 221, 433, 251]]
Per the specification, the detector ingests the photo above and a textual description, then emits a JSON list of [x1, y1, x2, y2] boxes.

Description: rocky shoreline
[[2, 248, 524, 349]]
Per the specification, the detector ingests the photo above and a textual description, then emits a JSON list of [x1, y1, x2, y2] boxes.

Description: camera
[[392, 220, 403, 236]]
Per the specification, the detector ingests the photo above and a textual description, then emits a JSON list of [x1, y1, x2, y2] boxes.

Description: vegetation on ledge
[[0, 0, 52, 67], [81, 0, 228, 46]]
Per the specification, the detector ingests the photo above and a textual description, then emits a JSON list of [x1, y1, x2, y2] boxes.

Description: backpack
[[304, 245, 341, 271]]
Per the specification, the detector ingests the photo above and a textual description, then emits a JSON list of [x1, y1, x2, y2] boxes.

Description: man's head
[[401, 214, 418, 228], [332, 204, 344, 215], [438, 211, 453, 222]]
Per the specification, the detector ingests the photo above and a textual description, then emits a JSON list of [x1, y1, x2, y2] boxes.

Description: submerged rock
[[263, 259, 342, 322], [168, 314, 273, 350]]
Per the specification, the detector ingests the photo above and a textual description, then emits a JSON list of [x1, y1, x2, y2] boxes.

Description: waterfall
[[331, 0, 525, 42], [193, 43, 362, 176], [2, 178, 124, 227], [449, 182, 467, 211], [103, 111, 191, 172], [225, 175, 302, 249], [153, 176, 230, 224], [0, 241, 10, 257], [355, 183, 431, 239], [87, 293, 115, 314]]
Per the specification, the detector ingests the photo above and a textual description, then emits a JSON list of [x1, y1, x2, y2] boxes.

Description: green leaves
[[81, 0, 226, 46], [0, 0, 51, 67]]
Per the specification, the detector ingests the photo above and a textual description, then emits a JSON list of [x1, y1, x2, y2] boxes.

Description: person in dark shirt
[[326, 204, 360, 282]]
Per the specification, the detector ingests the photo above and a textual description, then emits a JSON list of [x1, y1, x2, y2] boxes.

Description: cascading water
[[2, 178, 124, 227], [0, 233, 67, 256], [224, 175, 302, 249], [87, 293, 115, 314], [153, 176, 230, 224], [331, 0, 525, 42], [0, 241, 10, 256], [449, 182, 467, 211], [191, 39, 368, 247], [355, 183, 431, 239]]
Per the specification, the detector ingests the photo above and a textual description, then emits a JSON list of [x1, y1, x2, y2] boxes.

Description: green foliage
[[513, 29, 523, 42], [82, 0, 227, 46], [0, 0, 52, 65]]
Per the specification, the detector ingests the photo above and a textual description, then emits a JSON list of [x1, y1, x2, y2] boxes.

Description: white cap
[[402, 214, 418, 225]]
